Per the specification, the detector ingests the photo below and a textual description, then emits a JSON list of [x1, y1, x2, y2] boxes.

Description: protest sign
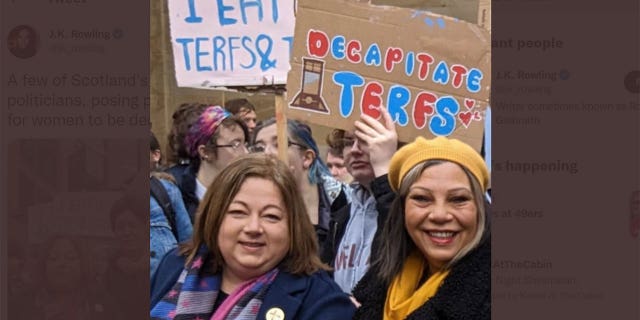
[[168, 0, 295, 87], [286, 0, 491, 151]]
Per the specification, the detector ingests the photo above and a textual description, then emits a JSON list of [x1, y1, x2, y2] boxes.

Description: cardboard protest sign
[[168, 0, 295, 87], [286, 0, 491, 151]]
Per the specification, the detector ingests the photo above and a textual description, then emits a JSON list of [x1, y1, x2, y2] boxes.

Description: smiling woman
[[352, 136, 491, 320], [150, 153, 355, 320], [217, 177, 290, 289]]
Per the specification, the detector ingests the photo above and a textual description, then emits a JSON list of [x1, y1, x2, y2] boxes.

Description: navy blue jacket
[[151, 248, 356, 320], [166, 164, 199, 222]]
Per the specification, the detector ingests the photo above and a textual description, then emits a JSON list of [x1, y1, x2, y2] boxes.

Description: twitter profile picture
[[8, 25, 39, 59]]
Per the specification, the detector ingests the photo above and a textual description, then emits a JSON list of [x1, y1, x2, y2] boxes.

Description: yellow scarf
[[383, 251, 450, 320]]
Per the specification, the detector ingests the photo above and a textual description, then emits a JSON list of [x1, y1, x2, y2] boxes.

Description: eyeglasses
[[337, 136, 369, 151], [341, 137, 356, 148], [214, 140, 248, 151], [249, 140, 307, 153], [341, 136, 368, 147]]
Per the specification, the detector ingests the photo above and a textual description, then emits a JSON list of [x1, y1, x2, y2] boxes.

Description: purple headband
[[185, 106, 231, 158]]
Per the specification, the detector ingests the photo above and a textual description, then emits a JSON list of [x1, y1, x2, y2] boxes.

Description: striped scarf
[[150, 246, 279, 320]]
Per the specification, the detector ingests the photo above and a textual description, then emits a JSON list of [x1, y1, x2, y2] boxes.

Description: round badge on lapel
[[265, 307, 285, 320]]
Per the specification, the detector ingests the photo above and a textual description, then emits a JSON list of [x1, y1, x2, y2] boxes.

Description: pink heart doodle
[[458, 111, 473, 128], [464, 99, 475, 110]]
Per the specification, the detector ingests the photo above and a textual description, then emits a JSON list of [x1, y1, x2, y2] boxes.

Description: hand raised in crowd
[[353, 107, 398, 177]]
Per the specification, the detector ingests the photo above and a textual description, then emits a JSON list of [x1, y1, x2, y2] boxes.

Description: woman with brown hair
[[151, 153, 355, 320]]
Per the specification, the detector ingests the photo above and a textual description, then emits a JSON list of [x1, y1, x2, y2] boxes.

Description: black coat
[[352, 238, 491, 320]]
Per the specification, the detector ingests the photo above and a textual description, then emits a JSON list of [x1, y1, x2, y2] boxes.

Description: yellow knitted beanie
[[388, 136, 489, 192]]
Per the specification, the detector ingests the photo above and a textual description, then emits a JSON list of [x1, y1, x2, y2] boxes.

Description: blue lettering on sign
[[387, 85, 410, 126], [467, 68, 482, 93], [239, 0, 263, 24], [271, 0, 279, 22], [217, 0, 237, 26], [281, 36, 293, 56], [333, 71, 365, 117], [255, 34, 276, 71], [185, 0, 203, 23], [364, 43, 381, 66], [213, 36, 227, 71], [176, 38, 194, 70], [196, 37, 213, 71], [429, 96, 459, 136], [175, 33, 290, 73], [331, 36, 346, 60], [241, 36, 256, 68], [228, 36, 242, 70], [405, 51, 415, 77], [433, 61, 449, 85], [213, 0, 280, 25]]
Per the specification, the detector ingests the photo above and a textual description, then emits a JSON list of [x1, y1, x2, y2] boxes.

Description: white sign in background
[[168, 0, 296, 87]]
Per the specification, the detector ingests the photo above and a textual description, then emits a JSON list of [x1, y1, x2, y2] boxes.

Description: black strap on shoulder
[[150, 176, 178, 240]]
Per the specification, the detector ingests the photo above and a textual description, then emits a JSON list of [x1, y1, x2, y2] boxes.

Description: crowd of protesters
[[148, 98, 491, 319]]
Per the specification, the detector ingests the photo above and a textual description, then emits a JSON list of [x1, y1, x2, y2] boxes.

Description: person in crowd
[[7, 217, 37, 319], [165, 103, 209, 184], [150, 131, 193, 278], [8, 248, 36, 318], [352, 136, 491, 320], [176, 106, 249, 219], [251, 118, 348, 245], [150, 131, 163, 172], [225, 98, 258, 134], [150, 153, 355, 320], [321, 107, 399, 294], [34, 236, 96, 320], [325, 141, 352, 184], [106, 193, 149, 319]]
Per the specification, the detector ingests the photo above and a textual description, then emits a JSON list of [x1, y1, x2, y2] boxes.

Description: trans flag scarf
[[150, 246, 279, 320]]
